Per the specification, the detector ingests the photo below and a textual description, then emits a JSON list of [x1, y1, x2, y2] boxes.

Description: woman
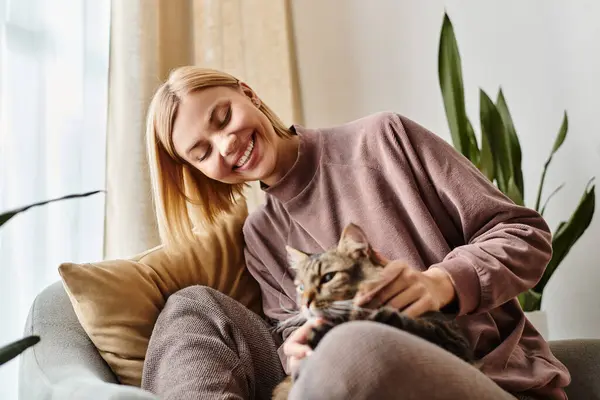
[[141, 66, 570, 400]]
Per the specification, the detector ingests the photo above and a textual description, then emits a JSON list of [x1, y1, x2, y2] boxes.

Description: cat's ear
[[338, 223, 371, 260], [286, 245, 309, 269]]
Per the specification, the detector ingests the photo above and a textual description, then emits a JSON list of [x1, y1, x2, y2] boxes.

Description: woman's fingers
[[353, 260, 444, 319], [287, 357, 302, 375], [361, 281, 409, 309], [284, 341, 313, 359], [283, 318, 322, 358], [402, 297, 432, 318], [284, 318, 323, 374], [386, 283, 423, 311], [355, 261, 411, 308]]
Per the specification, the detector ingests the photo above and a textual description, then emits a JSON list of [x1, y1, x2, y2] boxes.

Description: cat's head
[[286, 223, 383, 321]]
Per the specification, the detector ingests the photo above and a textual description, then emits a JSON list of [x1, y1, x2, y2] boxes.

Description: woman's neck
[[261, 134, 300, 187]]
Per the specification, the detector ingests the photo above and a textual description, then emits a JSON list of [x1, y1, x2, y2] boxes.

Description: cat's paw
[[367, 307, 406, 326], [306, 321, 335, 349]]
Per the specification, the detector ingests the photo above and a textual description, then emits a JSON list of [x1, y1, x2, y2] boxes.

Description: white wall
[[291, 0, 600, 340]]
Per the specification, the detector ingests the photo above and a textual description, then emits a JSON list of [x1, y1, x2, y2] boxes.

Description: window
[[0, 0, 110, 397]]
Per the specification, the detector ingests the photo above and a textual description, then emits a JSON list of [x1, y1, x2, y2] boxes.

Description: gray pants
[[141, 286, 528, 400]]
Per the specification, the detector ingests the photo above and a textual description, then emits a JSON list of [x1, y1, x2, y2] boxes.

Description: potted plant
[[0, 190, 102, 367], [437, 12, 596, 337]]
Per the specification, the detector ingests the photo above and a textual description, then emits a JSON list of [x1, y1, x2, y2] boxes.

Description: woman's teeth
[[235, 136, 255, 168]]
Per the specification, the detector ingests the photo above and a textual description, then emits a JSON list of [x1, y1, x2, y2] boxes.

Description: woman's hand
[[355, 254, 457, 318], [282, 318, 323, 374]]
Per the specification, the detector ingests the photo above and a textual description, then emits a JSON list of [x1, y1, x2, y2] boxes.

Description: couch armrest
[[550, 339, 600, 400], [19, 281, 157, 399]]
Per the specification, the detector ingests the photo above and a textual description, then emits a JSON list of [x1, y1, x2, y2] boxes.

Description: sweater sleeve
[[382, 113, 552, 316]]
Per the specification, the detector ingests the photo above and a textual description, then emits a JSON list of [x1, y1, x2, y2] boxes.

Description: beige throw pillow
[[58, 200, 263, 387]]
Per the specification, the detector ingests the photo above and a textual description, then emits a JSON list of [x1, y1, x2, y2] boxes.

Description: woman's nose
[[215, 133, 238, 158]]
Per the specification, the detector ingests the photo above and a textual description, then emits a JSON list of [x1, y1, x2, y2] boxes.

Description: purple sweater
[[243, 112, 570, 398]]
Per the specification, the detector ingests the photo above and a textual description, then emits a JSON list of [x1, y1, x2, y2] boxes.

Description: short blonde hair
[[146, 66, 292, 249]]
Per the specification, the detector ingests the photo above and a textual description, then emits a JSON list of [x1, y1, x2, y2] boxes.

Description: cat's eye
[[320, 272, 336, 285], [297, 283, 304, 293]]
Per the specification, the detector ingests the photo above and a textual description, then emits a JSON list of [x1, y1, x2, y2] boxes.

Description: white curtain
[[0, 0, 110, 398]]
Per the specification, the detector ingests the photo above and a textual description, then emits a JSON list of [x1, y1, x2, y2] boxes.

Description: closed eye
[[320, 272, 337, 285], [196, 146, 211, 162], [219, 104, 232, 128]]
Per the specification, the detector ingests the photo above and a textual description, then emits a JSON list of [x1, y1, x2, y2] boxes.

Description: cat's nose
[[304, 294, 315, 309]]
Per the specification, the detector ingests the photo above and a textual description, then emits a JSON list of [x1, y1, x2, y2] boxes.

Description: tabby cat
[[271, 223, 475, 400]]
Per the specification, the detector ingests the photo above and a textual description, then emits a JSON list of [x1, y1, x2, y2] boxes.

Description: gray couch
[[18, 281, 600, 399]]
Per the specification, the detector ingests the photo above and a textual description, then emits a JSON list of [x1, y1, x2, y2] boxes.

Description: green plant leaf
[[466, 118, 480, 168], [479, 117, 494, 182], [540, 183, 565, 216], [518, 289, 542, 312], [534, 179, 595, 293], [480, 89, 512, 194], [507, 176, 524, 206], [534, 113, 568, 211], [438, 13, 479, 163], [0, 336, 40, 366], [496, 89, 524, 197], [554, 221, 567, 237], [551, 111, 568, 155], [0, 190, 104, 228]]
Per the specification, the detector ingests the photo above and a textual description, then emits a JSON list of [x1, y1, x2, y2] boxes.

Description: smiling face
[[171, 84, 287, 186]]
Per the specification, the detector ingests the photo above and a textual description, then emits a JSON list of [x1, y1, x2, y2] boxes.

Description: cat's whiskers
[[320, 300, 374, 322], [266, 269, 310, 334], [330, 300, 366, 313], [275, 268, 300, 316], [330, 299, 355, 308], [318, 300, 358, 322], [320, 310, 348, 323], [279, 305, 299, 315], [272, 312, 307, 334]]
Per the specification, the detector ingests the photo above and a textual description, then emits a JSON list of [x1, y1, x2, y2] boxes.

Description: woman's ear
[[239, 82, 261, 107]]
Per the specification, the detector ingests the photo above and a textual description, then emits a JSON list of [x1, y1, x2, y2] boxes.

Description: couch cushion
[[549, 339, 600, 400], [58, 199, 262, 387]]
